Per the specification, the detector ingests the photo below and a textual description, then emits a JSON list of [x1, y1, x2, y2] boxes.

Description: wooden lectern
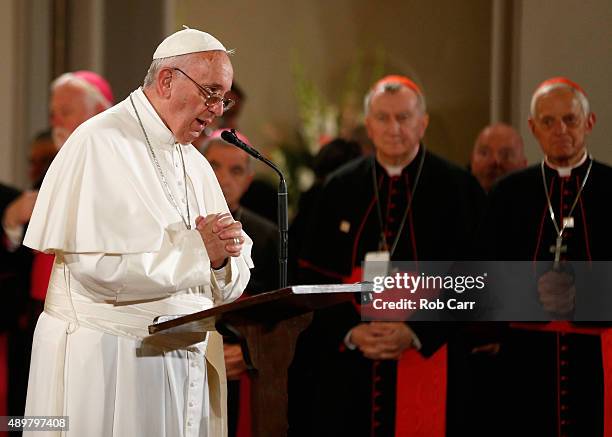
[[148, 284, 368, 437]]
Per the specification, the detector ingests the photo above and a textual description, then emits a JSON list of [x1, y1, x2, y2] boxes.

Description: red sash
[[395, 346, 447, 436], [512, 322, 612, 436], [236, 372, 252, 437], [30, 251, 54, 301]]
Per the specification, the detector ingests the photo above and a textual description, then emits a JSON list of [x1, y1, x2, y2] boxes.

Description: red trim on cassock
[[297, 259, 346, 281], [578, 195, 592, 263], [351, 177, 382, 268]]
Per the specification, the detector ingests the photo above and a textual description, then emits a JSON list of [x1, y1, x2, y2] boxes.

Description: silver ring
[[233, 237, 240, 245]]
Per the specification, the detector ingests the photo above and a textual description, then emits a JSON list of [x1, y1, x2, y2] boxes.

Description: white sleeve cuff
[[2, 221, 24, 251], [344, 329, 357, 350]]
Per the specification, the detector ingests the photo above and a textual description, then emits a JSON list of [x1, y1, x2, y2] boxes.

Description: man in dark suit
[[200, 129, 279, 437]]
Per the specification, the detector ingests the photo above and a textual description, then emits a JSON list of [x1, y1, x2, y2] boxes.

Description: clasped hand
[[3, 191, 38, 229], [537, 270, 575, 316], [196, 212, 244, 269], [349, 321, 415, 360]]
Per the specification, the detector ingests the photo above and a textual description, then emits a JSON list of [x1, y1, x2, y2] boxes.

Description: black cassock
[[289, 148, 485, 437], [481, 157, 612, 437]]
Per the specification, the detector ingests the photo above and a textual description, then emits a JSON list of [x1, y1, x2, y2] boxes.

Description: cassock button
[[560, 360, 568, 366]]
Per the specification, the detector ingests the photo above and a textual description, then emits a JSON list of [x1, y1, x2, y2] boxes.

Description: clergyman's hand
[[212, 213, 245, 257], [538, 270, 575, 316], [350, 322, 415, 360], [3, 191, 38, 229], [223, 343, 247, 380], [196, 213, 245, 269]]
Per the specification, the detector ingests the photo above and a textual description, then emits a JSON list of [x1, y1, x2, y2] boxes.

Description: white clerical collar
[[131, 87, 176, 149], [544, 151, 588, 177], [382, 164, 404, 176]]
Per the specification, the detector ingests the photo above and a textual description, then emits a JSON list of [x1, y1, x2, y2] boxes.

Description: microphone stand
[[220, 129, 288, 288]]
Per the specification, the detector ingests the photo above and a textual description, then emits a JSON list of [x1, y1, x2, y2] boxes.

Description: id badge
[[363, 251, 390, 282]]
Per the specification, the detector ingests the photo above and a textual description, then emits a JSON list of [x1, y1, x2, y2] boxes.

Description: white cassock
[[23, 88, 253, 437]]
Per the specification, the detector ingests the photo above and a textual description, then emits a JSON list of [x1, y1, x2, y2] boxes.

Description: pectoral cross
[[549, 235, 567, 270]]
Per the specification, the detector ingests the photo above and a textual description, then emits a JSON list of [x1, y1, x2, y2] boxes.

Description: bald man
[[470, 123, 526, 192]]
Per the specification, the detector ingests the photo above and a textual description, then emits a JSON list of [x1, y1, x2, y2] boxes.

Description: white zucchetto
[[153, 27, 227, 60]]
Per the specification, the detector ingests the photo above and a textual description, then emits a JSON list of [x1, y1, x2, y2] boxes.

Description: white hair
[[143, 55, 183, 88], [51, 73, 111, 109], [143, 50, 234, 88], [363, 81, 427, 116], [530, 82, 590, 118]]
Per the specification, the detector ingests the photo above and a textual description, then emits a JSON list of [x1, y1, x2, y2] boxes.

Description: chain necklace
[[130, 94, 191, 230], [540, 156, 593, 265], [371, 145, 426, 257]]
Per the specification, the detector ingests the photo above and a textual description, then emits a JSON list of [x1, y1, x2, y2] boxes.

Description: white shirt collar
[[544, 151, 588, 177], [130, 87, 176, 149], [382, 164, 404, 176]]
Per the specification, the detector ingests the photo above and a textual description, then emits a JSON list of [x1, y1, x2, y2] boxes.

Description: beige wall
[[3, 1, 610, 187], [0, 0, 23, 186], [512, 0, 612, 165], [177, 0, 492, 166]]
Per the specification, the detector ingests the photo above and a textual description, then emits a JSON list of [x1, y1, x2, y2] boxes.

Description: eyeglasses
[[172, 68, 235, 113]]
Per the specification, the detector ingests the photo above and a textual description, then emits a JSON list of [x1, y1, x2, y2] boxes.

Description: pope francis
[[22, 28, 253, 437]]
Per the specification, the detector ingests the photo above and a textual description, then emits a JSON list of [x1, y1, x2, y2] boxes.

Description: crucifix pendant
[[549, 235, 567, 269]]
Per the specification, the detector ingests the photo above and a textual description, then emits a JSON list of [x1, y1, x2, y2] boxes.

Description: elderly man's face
[[205, 142, 253, 211], [365, 87, 429, 166], [167, 52, 233, 145], [529, 88, 595, 167], [50, 83, 100, 147], [471, 125, 526, 191]]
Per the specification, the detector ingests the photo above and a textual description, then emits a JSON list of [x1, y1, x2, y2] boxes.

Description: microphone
[[220, 130, 265, 162], [220, 129, 289, 289]]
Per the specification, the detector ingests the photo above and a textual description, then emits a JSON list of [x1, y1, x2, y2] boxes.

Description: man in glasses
[[294, 75, 485, 437], [22, 28, 252, 436]]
